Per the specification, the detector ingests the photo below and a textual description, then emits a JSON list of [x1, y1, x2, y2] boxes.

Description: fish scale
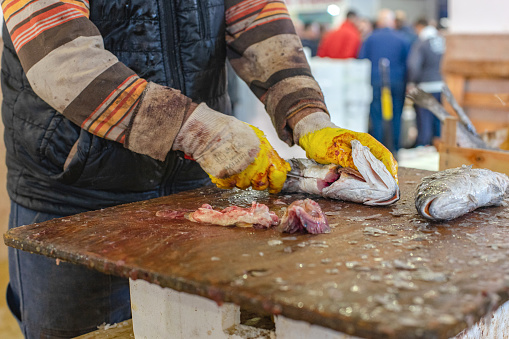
[[415, 165, 509, 221]]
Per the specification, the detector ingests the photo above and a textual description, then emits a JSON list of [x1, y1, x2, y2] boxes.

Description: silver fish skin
[[283, 159, 339, 195], [322, 140, 399, 205], [282, 140, 400, 206], [442, 84, 478, 136], [407, 88, 491, 150], [415, 165, 509, 221]]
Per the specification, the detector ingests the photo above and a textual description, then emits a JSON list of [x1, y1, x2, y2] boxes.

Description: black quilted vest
[[1, 0, 230, 215]]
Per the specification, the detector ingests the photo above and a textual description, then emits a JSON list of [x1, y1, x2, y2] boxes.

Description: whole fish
[[283, 140, 400, 205], [415, 165, 509, 221]]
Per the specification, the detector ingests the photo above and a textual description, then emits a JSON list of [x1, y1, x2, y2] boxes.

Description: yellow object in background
[[210, 125, 291, 194], [381, 87, 393, 121]]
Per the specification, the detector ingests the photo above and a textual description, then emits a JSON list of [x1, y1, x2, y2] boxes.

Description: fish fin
[[350, 140, 399, 205], [337, 167, 365, 181], [351, 140, 393, 190], [364, 188, 400, 206]]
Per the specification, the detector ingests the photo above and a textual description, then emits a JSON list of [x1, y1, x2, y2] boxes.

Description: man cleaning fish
[[5, 0, 509, 337], [1, 0, 399, 337]]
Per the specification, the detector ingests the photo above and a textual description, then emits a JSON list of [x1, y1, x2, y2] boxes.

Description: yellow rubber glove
[[173, 103, 290, 193], [212, 126, 291, 193], [295, 113, 399, 183]]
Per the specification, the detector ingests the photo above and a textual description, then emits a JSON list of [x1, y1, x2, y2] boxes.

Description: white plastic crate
[[309, 58, 372, 133]]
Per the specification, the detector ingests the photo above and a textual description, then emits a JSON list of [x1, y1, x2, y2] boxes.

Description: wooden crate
[[442, 34, 509, 133], [438, 116, 509, 175]]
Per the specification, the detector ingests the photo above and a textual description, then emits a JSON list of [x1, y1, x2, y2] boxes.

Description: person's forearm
[[2, 0, 191, 161], [225, 0, 327, 145]]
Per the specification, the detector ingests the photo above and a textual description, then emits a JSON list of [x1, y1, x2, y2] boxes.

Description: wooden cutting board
[[4, 168, 509, 338]]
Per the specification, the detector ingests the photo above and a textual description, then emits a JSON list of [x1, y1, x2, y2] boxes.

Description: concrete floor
[[0, 260, 23, 338], [397, 146, 439, 171]]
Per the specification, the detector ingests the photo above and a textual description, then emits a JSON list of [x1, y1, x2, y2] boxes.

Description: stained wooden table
[[4, 168, 509, 338]]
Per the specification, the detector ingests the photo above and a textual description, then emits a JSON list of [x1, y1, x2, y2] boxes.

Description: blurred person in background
[[359, 9, 411, 152], [299, 22, 321, 57], [407, 18, 445, 147], [395, 10, 417, 44], [358, 17, 374, 41], [317, 10, 361, 59]]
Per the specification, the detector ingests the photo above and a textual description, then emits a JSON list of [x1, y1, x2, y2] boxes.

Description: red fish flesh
[[278, 199, 330, 234], [189, 202, 279, 228]]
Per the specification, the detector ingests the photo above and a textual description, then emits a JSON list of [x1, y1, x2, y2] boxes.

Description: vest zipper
[[198, 1, 207, 39], [165, 153, 184, 195], [159, 0, 185, 91]]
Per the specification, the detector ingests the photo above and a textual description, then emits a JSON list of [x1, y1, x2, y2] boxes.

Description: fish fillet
[[283, 140, 399, 205], [278, 199, 330, 234], [188, 202, 279, 228], [415, 165, 509, 221]]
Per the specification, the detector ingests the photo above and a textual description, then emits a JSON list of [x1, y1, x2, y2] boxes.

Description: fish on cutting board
[[188, 202, 279, 228], [278, 199, 330, 234], [283, 140, 399, 205], [415, 165, 509, 221]]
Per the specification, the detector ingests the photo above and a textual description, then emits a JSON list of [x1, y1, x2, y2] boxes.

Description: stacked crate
[[438, 34, 509, 174], [309, 58, 372, 133], [442, 34, 509, 133]]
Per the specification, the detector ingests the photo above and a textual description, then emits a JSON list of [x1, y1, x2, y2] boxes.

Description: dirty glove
[[173, 103, 291, 193], [294, 112, 399, 182]]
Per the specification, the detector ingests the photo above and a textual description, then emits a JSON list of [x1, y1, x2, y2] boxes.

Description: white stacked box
[[309, 58, 372, 133], [309, 59, 347, 128]]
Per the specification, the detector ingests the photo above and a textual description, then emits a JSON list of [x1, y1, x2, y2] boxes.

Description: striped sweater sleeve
[[2, 0, 191, 161], [225, 0, 328, 145]]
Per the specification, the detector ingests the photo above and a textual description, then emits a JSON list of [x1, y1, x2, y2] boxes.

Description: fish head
[[416, 166, 509, 221], [323, 174, 400, 205], [416, 191, 479, 221], [351, 140, 400, 205], [322, 140, 400, 205]]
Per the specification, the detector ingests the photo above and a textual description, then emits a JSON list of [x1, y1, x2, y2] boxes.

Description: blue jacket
[[358, 28, 411, 87], [407, 26, 445, 92]]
